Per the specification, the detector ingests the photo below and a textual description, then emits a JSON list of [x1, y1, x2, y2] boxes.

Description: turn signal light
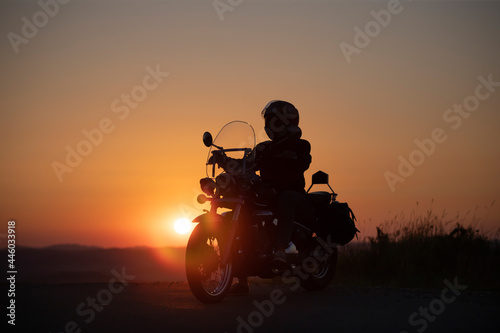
[[197, 194, 208, 204]]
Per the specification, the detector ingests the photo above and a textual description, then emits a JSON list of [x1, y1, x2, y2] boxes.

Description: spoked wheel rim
[[301, 250, 333, 279], [311, 258, 331, 279], [197, 237, 232, 296], [300, 246, 337, 291], [186, 224, 233, 303]]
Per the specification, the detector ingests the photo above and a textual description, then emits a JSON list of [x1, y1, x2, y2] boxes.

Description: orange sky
[[1, 0, 499, 248]]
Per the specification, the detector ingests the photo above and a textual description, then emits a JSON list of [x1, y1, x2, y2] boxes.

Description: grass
[[335, 202, 500, 290]]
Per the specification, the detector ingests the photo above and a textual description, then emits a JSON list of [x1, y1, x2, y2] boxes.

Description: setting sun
[[174, 218, 192, 235]]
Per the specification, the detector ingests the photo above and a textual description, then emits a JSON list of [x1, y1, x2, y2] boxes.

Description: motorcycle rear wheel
[[300, 247, 337, 291], [186, 223, 233, 303]]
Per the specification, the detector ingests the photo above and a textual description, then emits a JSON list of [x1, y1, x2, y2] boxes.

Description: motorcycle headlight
[[215, 173, 232, 190], [200, 177, 217, 197]]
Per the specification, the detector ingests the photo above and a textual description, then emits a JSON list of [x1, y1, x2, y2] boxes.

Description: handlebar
[[207, 148, 254, 178]]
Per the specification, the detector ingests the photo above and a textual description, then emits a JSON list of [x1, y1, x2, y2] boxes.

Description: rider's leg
[[274, 190, 313, 254]]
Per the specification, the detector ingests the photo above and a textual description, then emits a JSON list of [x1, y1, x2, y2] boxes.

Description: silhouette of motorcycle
[[186, 121, 357, 303]]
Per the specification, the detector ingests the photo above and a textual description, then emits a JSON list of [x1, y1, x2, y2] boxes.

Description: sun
[[173, 218, 191, 235]]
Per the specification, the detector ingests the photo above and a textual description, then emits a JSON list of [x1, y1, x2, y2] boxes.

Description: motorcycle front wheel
[[186, 223, 233, 303]]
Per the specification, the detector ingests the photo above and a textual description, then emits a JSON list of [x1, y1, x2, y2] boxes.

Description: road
[[11, 281, 500, 333]]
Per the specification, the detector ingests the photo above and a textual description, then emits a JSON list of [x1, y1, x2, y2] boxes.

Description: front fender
[[192, 213, 224, 224], [191, 213, 232, 263]]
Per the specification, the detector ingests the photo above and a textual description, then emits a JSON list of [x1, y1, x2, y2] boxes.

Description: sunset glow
[[1, 1, 499, 249]]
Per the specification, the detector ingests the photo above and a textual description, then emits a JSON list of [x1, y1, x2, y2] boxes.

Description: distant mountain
[[0, 245, 187, 284], [43, 244, 102, 251]]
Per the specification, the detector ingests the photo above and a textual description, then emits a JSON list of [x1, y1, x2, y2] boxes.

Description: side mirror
[[203, 132, 213, 147]]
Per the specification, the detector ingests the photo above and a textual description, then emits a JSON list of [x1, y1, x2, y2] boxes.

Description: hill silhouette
[[1, 245, 186, 284]]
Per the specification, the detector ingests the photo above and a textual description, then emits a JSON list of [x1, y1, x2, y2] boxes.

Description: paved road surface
[[11, 281, 500, 333]]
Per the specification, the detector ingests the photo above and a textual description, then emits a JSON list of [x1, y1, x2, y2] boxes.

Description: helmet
[[261, 100, 300, 141]]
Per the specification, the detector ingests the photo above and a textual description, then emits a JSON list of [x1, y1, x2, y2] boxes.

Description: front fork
[[221, 202, 243, 265]]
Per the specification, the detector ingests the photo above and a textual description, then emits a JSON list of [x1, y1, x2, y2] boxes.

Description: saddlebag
[[316, 201, 359, 245]]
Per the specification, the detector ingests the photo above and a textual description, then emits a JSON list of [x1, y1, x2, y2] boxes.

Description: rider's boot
[[228, 277, 249, 295], [271, 249, 289, 274]]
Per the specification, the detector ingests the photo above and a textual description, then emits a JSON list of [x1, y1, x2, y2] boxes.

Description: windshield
[[206, 121, 256, 178]]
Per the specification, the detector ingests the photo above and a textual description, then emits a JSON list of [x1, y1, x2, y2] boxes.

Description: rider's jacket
[[254, 137, 311, 193]]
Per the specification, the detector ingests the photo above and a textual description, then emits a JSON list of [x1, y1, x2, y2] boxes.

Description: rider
[[255, 100, 314, 271], [230, 100, 314, 293]]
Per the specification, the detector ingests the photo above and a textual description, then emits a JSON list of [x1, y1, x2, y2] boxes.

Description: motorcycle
[[185, 121, 356, 303]]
